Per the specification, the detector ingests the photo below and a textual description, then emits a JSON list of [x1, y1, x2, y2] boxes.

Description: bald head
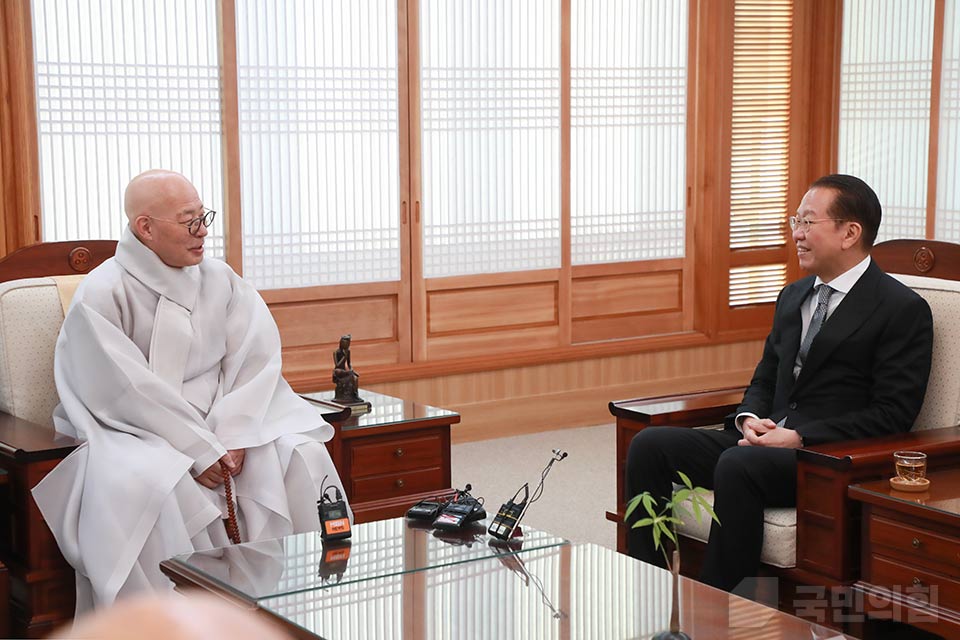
[[53, 592, 293, 640], [124, 170, 209, 267], [124, 170, 198, 225]]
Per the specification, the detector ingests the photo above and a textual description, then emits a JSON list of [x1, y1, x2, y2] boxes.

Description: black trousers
[[624, 426, 798, 591]]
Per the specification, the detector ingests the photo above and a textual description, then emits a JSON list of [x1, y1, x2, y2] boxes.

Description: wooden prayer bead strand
[[220, 461, 242, 544]]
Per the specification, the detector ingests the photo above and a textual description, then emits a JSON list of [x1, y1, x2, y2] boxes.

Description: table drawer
[[870, 515, 960, 575], [868, 554, 960, 611], [351, 467, 444, 503], [349, 434, 444, 475]]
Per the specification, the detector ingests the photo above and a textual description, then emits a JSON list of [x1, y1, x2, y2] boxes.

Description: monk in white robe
[[33, 170, 348, 613]]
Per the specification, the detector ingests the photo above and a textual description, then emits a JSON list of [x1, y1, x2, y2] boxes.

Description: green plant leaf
[[689, 494, 703, 521], [642, 493, 658, 517], [630, 475, 720, 558], [624, 493, 644, 522], [686, 489, 716, 524], [665, 499, 689, 524], [671, 488, 691, 506], [660, 523, 679, 545], [625, 491, 658, 521], [698, 497, 720, 524]]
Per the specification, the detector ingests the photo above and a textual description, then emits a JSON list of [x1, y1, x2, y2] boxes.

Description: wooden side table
[[301, 389, 460, 523], [0, 414, 79, 638], [848, 468, 960, 638]]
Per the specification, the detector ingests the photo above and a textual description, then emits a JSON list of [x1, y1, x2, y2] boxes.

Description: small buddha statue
[[332, 334, 364, 405]]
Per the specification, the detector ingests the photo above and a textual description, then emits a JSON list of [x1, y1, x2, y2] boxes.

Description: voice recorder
[[488, 449, 567, 541], [318, 476, 352, 541], [405, 498, 446, 521], [488, 484, 529, 540], [432, 484, 486, 531]]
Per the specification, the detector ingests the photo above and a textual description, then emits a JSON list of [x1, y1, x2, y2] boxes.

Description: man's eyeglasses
[[144, 209, 216, 237], [788, 216, 846, 233]]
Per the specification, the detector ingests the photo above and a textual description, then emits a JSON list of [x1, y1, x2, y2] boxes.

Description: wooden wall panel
[[270, 295, 402, 381], [427, 282, 558, 335], [369, 339, 764, 442], [572, 311, 684, 344], [426, 325, 562, 361], [282, 341, 401, 380], [571, 271, 681, 318], [270, 296, 397, 348]]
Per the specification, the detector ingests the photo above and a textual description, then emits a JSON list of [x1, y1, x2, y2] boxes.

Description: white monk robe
[[33, 227, 348, 613]]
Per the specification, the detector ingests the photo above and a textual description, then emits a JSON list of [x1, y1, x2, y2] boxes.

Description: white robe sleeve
[[56, 300, 227, 475], [204, 276, 328, 450]]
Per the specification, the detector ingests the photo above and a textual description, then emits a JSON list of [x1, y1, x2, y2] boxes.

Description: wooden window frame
[[0, 0, 842, 389]]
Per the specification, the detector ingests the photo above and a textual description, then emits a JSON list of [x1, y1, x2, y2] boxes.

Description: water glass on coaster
[[889, 450, 929, 492]]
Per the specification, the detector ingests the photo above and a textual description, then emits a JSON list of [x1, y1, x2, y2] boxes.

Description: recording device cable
[[495, 547, 566, 620], [319, 474, 342, 504], [528, 449, 568, 506], [489, 448, 568, 540], [528, 566, 565, 620]]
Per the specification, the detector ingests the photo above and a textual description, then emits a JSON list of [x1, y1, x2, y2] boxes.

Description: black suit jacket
[[730, 260, 934, 446]]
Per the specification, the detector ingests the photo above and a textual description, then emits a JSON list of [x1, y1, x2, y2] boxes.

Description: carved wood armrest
[[0, 411, 79, 464], [609, 386, 746, 429], [797, 425, 960, 473]]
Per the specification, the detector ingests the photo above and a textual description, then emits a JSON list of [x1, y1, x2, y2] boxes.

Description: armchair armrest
[[609, 386, 746, 429], [0, 412, 79, 464], [798, 425, 960, 472]]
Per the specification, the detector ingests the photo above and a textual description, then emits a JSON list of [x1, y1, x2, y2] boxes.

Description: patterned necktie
[[798, 284, 834, 369]]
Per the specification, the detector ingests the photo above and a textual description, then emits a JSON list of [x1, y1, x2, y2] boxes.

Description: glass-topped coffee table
[[161, 518, 852, 639], [160, 517, 567, 607], [259, 543, 856, 640]]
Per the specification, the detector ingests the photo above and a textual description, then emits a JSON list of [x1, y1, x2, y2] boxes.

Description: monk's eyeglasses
[[144, 209, 216, 237]]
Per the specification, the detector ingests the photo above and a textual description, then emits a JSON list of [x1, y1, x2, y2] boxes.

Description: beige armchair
[[609, 239, 960, 592], [0, 240, 115, 637]]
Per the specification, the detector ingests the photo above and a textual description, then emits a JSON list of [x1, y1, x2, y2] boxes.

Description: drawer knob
[[913, 577, 923, 587], [912, 538, 921, 549], [394, 448, 404, 458], [395, 478, 405, 488]]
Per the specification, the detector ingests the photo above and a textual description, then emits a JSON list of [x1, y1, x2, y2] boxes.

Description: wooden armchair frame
[[607, 239, 960, 592]]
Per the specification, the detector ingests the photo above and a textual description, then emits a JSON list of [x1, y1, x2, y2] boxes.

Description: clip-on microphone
[[488, 449, 568, 541]]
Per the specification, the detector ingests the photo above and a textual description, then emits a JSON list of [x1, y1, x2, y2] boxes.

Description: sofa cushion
[[893, 274, 960, 432], [0, 277, 68, 427], [675, 489, 797, 569]]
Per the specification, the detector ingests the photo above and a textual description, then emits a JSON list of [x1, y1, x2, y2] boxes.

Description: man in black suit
[[625, 174, 934, 592]]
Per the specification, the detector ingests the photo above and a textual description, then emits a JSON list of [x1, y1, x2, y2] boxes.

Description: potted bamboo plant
[[625, 471, 719, 640]]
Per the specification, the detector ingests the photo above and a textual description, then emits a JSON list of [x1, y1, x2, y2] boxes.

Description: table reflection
[[259, 542, 856, 640], [169, 517, 567, 601]]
